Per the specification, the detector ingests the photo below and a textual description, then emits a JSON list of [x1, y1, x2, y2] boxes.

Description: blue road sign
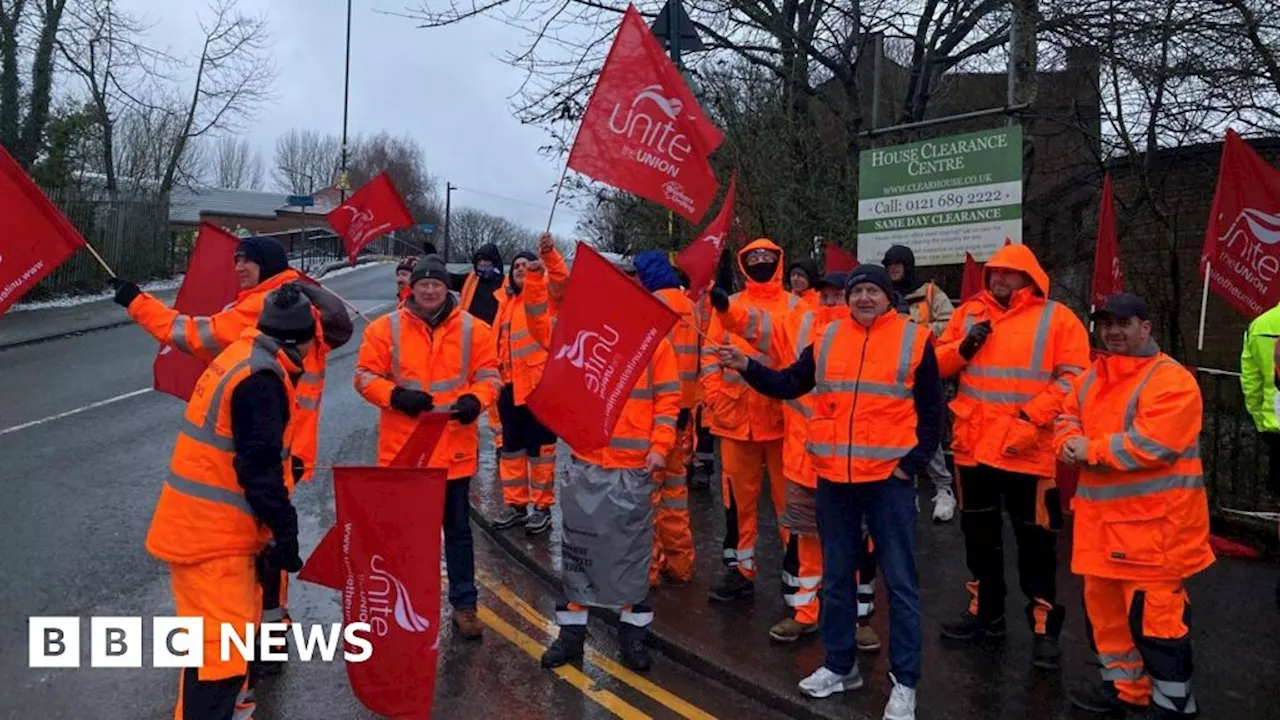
[[286, 195, 315, 207], [419, 223, 436, 234]]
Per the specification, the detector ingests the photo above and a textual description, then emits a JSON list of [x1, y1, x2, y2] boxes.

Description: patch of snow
[[317, 261, 394, 281], [10, 277, 185, 312]]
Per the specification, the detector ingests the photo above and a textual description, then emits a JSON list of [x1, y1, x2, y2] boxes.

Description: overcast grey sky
[[130, 0, 582, 239]]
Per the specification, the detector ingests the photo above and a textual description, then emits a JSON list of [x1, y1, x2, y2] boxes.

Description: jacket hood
[[633, 250, 682, 293], [474, 242, 503, 270], [737, 238, 784, 291], [882, 244, 917, 293], [984, 243, 1049, 297]]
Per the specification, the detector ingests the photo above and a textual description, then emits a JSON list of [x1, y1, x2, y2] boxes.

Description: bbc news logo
[[28, 617, 374, 668]]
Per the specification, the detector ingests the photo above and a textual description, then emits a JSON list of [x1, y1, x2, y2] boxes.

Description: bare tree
[[272, 128, 339, 193], [0, 0, 70, 168], [347, 131, 441, 222], [210, 135, 263, 189], [146, 0, 274, 194], [111, 92, 207, 191], [450, 207, 540, 262]]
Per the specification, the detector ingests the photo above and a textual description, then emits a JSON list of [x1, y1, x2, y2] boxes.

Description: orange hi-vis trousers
[[782, 533, 822, 624], [497, 384, 556, 509], [650, 416, 696, 585], [720, 438, 786, 579], [1083, 576, 1198, 714], [170, 556, 260, 720]]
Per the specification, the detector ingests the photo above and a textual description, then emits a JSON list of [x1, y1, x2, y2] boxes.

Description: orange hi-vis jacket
[[128, 268, 330, 480], [460, 271, 510, 318], [523, 264, 682, 469], [1055, 341, 1215, 581], [807, 312, 930, 483], [146, 328, 299, 564], [795, 288, 818, 309], [720, 302, 847, 487], [700, 238, 801, 442], [654, 288, 700, 409], [354, 302, 502, 479], [495, 250, 569, 406], [936, 244, 1091, 478]]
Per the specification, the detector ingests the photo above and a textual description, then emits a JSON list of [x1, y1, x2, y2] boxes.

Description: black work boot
[[540, 625, 587, 668], [1029, 603, 1065, 670], [618, 623, 653, 672], [1068, 679, 1142, 715], [940, 611, 1006, 641], [492, 505, 527, 530], [708, 569, 754, 603]]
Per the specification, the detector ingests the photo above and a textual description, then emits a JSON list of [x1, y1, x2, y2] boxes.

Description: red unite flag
[[566, 5, 723, 224], [152, 223, 242, 401], [678, 174, 735, 301], [327, 172, 415, 265], [527, 243, 679, 451], [960, 251, 983, 302], [0, 145, 87, 315], [1201, 129, 1280, 318], [824, 242, 857, 273], [1091, 173, 1124, 308]]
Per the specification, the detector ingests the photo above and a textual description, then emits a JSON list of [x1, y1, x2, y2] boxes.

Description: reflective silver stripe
[[805, 441, 909, 460], [956, 384, 1034, 405], [819, 380, 912, 398], [857, 601, 874, 616], [964, 314, 975, 332], [964, 365, 1053, 381], [663, 474, 686, 488], [744, 308, 759, 342], [784, 591, 818, 606], [475, 368, 501, 380], [195, 317, 220, 352], [787, 295, 799, 310], [654, 416, 677, 428], [1151, 680, 1193, 712], [1075, 474, 1205, 501], [630, 387, 654, 400], [963, 302, 1059, 381], [179, 419, 235, 452], [674, 344, 699, 354], [897, 322, 920, 385], [757, 311, 774, 355], [1098, 650, 1142, 666], [1028, 300, 1058, 371], [300, 371, 324, 385], [166, 471, 253, 516], [526, 302, 548, 316], [556, 610, 588, 626], [794, 312, 814, 361], [679, 371, 698, 382], [1053, 376, 1074, 392], [782, 572, 821, 589], [1054, 364, 1086, 377], [610, 437, 650, 451], [430, 379, 463, 393], [170, 316, 193, 353], [511, 343, 541, 359], [660, 497, 688, 510], [619, 609, 654, 628], [390, 312, 404, 384], [784, 399, 812, 418], [857, 583, 874, 594], [814, 322, 840, 389], [502, 449, 529, 459], [459, 313, 473, 386], [529, 455, 555, 466], [501, 479, 529, 488], [261, 608, 286, 622], [1076, 367, 1098, 406], [652, 381, 681, 394], [297, 396, 320, 411], [1101, 665, 1146, 682], [511, 329, 530, 342]]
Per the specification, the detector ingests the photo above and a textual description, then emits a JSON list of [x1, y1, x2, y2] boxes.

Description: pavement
[[0, 263, 786, 719], [472, 446, 1280, 720]]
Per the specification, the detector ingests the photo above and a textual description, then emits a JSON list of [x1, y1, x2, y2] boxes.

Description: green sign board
[[857, 125, 1023, 266]]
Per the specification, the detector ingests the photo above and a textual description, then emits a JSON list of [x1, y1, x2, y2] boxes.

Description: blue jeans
[[815, 476, 921, 687], [444, 476, 478, 610]]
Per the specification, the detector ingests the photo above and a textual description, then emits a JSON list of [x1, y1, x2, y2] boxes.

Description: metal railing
[[1196, 367, 1280, 525]]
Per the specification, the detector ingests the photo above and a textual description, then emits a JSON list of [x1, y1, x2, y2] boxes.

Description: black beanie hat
[[234, 236, 289, 281], [410, 256, 450, 287], [845, 264, 896, 300], [509, 250, 537, 286], [257, 283, 316, 347]]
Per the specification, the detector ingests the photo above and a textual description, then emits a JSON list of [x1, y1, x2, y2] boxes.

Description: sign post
[[857, 125, 1023, 266]]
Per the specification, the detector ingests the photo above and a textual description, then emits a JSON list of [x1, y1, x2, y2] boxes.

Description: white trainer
[[932, 486, 957, 523], [798, 665, 864, 699], [883, 673, 916, 719]]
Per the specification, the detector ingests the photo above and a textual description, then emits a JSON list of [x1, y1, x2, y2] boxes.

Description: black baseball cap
[[812, 272, 847, 291], [1091, 292, 1148, 321]]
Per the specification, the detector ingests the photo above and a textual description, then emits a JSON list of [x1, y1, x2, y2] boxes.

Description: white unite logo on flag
[[608, 84, 694, 180], [555, 325, 621, 399]]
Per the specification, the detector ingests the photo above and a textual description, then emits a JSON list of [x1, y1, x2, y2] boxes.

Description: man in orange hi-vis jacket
[[701, 238, 803, 604], [354, 255, 503, 639], [935, 242, 1090, 672], [1056, 293, 1212, 719]]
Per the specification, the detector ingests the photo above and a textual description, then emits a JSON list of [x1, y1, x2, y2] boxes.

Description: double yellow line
[[474, 573, 717, 720]]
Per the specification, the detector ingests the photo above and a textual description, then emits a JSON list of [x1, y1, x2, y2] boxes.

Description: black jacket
[[230, 370, 298, 555]]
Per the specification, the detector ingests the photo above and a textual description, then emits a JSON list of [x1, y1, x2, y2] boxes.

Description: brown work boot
[[452, 608, 483, 640], [768, 617, 818, 643], [856, 624, 881, 652]]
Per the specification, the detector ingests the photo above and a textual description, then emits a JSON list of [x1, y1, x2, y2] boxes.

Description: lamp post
[[340, 0, 353, 202]]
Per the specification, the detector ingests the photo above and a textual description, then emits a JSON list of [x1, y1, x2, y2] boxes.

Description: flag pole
[[84, 242, 116, 279], [1197, 261, 1211, 351], [545, 162, 570, 235]]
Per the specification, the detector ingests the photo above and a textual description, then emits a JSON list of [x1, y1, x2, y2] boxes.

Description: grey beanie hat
[[258, 283, 316, 346]]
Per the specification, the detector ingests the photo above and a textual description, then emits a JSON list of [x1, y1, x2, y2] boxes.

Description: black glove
[[291, 456, 305, 484], [111, 278, 141, 308], [390, 387, 434, 416], [451, 393, 482, 424], [710, 287, 730, 313], [958, 320, 992, 360], [266, 539, 303, 573]]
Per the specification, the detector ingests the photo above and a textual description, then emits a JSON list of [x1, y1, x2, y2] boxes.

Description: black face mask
[[746, 261, 777, 283]]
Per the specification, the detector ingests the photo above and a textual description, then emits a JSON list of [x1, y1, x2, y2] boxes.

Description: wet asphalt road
[[0, 263, 785, 719]]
